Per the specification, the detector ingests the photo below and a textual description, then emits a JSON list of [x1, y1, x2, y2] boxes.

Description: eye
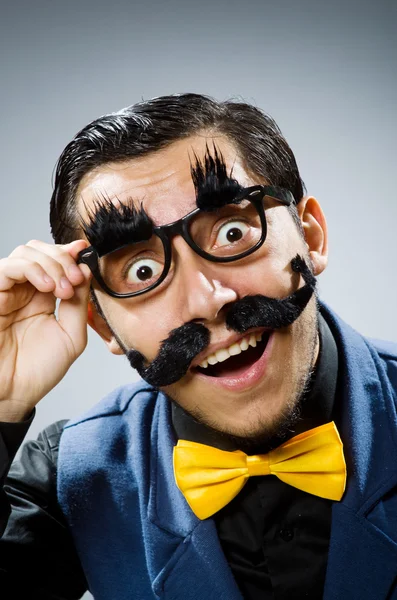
[[215, 221, 250, 247], [126, 258, 163, 284]]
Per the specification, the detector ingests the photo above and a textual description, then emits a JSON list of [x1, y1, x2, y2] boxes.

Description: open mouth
[[193, 331, 272, 379]]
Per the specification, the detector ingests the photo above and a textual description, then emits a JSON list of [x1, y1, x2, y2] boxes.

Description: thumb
[[57, 264, 93, 359]]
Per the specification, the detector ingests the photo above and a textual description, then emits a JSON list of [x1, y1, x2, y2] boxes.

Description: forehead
[[76, 133, 257, 226]]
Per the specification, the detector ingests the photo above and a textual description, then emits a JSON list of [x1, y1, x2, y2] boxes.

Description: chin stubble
[[178, 303, 319, 453]]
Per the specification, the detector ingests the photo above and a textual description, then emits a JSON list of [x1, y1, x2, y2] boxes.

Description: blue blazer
[[58, 304, 397, 599]]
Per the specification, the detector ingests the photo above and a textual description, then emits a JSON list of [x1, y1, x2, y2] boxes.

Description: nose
[[172, 237, 238, 324]]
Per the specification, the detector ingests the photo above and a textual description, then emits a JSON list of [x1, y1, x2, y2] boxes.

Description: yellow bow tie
[[173, 421, 346, 520]]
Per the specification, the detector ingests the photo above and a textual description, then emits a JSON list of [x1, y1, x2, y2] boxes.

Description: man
[[0, 93, 396, 600]]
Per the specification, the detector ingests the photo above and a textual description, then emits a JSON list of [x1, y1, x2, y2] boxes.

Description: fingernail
[[43, 274, 53, 284], [60, 277, 71, 289]]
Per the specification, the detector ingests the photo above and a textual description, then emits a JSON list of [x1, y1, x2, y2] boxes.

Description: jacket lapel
[[141, 392, 243, 600], [324, 503, 397, 600], [321, 305, 397, 599], [152, 519, 244, 600]]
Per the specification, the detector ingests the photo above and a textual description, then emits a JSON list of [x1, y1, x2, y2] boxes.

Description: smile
[[193, 330, 274, 391], [198, 332, 264, 368]]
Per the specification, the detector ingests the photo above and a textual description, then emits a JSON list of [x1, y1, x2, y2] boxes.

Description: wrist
[[0, 401, 35, 423]]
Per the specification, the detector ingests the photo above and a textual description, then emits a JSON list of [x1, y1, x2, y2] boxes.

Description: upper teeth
[[199, 333, 263, 369]]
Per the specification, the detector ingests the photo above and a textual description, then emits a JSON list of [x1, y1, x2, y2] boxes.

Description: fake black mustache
[[127, 254, 316, 387]]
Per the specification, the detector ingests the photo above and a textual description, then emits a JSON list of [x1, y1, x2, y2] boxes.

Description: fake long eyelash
[[80, 194, 154, 257], [190, 144, 244, 212]]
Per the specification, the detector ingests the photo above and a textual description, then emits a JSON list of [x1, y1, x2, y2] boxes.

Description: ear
[[296, 196, 328, 276], [87, 301, 125, 355]]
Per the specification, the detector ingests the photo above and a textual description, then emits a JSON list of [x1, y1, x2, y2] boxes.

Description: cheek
[[229, 259, 290, 299], [226, 225, 306, 299], [112, 300, 177, 360], [266, 210, 304, 254]]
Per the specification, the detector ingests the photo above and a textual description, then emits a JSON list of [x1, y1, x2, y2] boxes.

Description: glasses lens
[[189, 197, 263, 258], [98, 234, 165, 295]]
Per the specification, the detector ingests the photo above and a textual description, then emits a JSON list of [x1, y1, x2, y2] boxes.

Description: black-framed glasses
[[76, 185, 294, 298]]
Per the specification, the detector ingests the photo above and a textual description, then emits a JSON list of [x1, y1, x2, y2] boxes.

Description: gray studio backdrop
[[1, 0, 396, 598]]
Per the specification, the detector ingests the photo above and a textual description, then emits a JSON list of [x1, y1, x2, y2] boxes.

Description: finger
[[0, 257, 56, 293], [9, 245, 81, 298], [24, 240, 88, 284], [27, 238, 89, 262], [63, 239, 90, 261], [57, 265, 93, 357]]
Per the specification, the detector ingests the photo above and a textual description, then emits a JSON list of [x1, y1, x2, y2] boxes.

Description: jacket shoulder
[[368, 337, 397, 409], [369, 338, 397, 361], [57, 382, 166, 526], [64, 380, 159, 429]]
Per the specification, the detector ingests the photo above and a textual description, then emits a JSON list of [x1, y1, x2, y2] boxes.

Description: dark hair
[[50, 93, 305, 244]]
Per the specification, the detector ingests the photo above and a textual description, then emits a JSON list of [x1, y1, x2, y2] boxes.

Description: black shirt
[[172, 314, 339, 599], [0, 314, 339, 599]]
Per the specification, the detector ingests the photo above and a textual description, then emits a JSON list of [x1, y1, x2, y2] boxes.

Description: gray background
[[1, 1, 396, 597]]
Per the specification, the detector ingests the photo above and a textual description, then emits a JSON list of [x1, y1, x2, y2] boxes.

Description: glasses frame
[[76, 184, 294, 298]]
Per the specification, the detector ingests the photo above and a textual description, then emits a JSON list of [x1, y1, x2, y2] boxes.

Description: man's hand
[[0, 239, 92, 421]]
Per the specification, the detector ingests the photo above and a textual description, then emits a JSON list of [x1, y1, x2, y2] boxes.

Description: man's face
[[77, 134, 325, 442]]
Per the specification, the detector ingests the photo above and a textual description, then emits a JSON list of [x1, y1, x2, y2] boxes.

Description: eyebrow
[[80, 144, 244, 256], [80, 193, 154, 257], [190, 143, 244, 211]]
